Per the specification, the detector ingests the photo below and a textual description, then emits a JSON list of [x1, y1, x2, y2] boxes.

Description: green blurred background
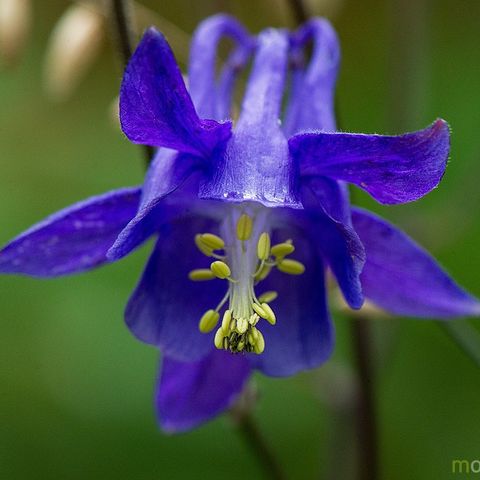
[[1, 0, 479, 478]]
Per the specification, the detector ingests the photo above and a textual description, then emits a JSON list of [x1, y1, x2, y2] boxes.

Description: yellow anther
[[236, 214, 253, 241], [236, 317, 248, 334], [252, 302, 267, 319], [221, 309, 232, 334], [258, 291, 278, 303], [277, 258, 306, 275], [214, 328, 225, 349], [249, 313, 260, 326], [255, 264, 272, 282], [237, 340, 245, 351], [261, 303, 276, 325], [254, 330, 265, 354], [198, 309, 220, 333], [257, 232, 271, 261], [270, 242, 295, 258], [195, 234, 213, 257], [210, 260, 231, 279], [200, 233, 225, 250], [188, 269, 216, 281]]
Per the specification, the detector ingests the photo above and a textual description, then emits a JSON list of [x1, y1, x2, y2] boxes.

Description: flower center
[[188, 207, 305, 355]]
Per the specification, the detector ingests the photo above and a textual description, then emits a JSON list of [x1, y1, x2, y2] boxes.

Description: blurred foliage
[[0, 0, 479, 479]]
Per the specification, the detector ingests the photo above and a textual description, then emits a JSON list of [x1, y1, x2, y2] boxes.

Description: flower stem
[[109, 0, 154, 165], [351, 317, 379, 480], [230, 386, 286, 480], [287, 0, 309, 25], [110, 0, 133, 66], [232, 411, 287, 480]]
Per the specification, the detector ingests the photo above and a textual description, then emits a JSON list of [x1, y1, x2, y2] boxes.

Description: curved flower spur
[[1, 15, 479, 432]]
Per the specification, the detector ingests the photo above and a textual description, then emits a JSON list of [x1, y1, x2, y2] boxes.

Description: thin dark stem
[[287, 0, 309, 25], [351, 317, 379, 480], [233, 411, 287, 480], [111, 0, 133, 65], [110, 0, 154, 165]]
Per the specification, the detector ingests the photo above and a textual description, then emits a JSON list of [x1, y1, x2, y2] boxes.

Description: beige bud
[[0, 0, 32, 66], [44, 3, 104, 101]]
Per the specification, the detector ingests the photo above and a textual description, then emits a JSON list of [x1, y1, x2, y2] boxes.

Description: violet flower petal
[[199, 29, 301, 208], [188, 14, 252, 119], [252, 229, 334, 376], [305, 176, 351, 224], [285, 18, 340, 135], [125, 216, 226, 361], [120, 27, 231, 155], [282, 19, 363, 306], [312, 213, 364, 309], [352, 207, 480, 318], [289, 119, 451, 204], [301, 179, 365, 308], [0, 188, 140, 277], [156, 350, 251, 432], [107, 149, 201, 260], [215, 44, 252, 120], [278, 183, 364, 310]]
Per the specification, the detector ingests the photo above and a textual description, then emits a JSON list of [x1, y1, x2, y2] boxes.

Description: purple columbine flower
[[1, 15, 479, 432]]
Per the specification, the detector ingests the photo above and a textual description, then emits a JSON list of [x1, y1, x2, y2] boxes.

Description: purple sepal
[[125, 217, 226, 361], [156, 350, 251, 433], [0, 187, 140, 277], [352, 208, 480, 318], [289, 119, 451, 204], [199, 29, 300, 208], [120, 27, 231, 156], [107, 149, 201, 260], [252, 228, 334, 376], [301, 178, 365, 308], [285, 18, 340, 135], [188, 14, 252, 119], [305, 177, 350, 225]]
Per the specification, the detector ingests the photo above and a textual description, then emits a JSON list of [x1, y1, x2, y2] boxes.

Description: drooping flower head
[[0, 15, 478, 432]]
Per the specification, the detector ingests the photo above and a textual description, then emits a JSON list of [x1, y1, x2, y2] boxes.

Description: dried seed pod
[[0, 0, 32, 67], [44, 3, 104, 101]]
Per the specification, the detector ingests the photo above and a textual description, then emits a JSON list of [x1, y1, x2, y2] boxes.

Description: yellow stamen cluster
[[213, 309, 266, 354], [188, 212, 306, 355]]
